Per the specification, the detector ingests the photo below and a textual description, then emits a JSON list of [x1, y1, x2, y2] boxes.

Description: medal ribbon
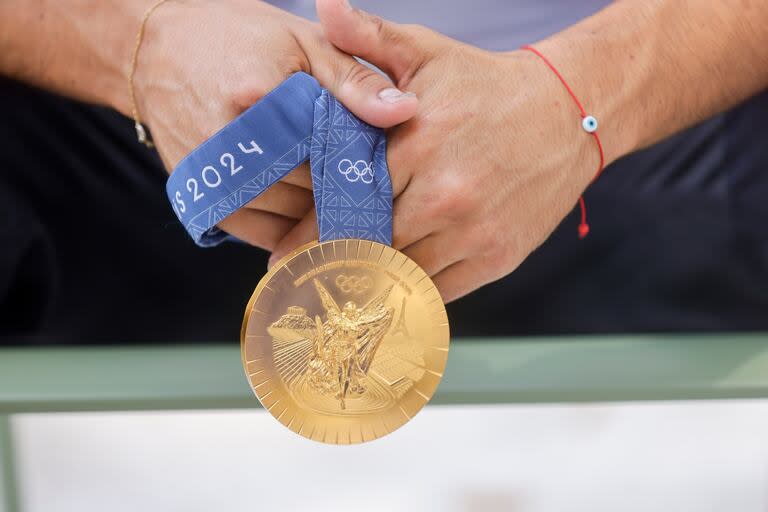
[[166, 72, 392, 247]]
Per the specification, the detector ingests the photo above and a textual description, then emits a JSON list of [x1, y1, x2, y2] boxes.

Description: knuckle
[[381, 22, 418, 51], [225, 48, 306, 110], [364, 12, 387, 39], [482, 232, 519, 272], [278, 50, 309, 77], [434, 173, 473, 218], [224, 80, 267, 112], [379, 23, 434, 86], [339, 63, 380, 91]]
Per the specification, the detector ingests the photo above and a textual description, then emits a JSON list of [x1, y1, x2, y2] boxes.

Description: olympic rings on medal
[[337, 159, 374, 184], [335, 274, 373, 294]]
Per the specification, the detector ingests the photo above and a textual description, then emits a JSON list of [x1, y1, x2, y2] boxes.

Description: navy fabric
[[166, 72, 392, 247], [0, 77, 273, 344], [1, 77, 767, 344]]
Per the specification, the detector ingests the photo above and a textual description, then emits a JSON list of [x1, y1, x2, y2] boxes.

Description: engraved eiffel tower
[[391, 297, 410, 338]]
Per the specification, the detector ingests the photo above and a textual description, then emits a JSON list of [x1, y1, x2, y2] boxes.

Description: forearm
[[0, 0, 149, 114], [533, 0, 768, 165]]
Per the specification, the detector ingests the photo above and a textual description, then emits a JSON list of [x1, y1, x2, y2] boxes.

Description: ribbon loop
[[166, 72, 392, 247], [311, 90, 392, 244]]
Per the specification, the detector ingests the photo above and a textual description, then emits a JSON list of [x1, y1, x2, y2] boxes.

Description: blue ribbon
[[166, 72, 392, 247]]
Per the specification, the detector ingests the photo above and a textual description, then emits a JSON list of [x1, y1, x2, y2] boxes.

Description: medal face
[[241, 239, 449, 444]]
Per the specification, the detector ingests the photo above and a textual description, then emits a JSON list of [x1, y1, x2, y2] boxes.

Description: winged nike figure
[[305, 279, 394, 409]]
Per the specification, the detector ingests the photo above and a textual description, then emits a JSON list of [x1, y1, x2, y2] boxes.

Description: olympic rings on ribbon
[[335, 274, 373, 294], [337, 159, 374, 184]]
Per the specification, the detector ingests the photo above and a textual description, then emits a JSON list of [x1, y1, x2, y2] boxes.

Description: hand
[[270, 0, 619, 301], [134, 0, 418, 250]]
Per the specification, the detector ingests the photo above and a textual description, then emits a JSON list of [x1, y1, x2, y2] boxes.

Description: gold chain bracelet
[[128, 0, 172, 148]]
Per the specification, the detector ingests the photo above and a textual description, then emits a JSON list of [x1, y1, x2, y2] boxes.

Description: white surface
[[11, 401, 768, 512]]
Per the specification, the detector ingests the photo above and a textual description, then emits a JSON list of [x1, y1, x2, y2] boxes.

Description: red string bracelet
[[521, 45, 605, 239]]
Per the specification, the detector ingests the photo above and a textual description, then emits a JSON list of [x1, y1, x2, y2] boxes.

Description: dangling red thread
[[521, 45, 605, 239]]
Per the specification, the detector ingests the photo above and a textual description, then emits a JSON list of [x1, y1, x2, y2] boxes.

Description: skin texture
[[269, 0, 768, 302], [0, 0, 418, 249], [2, 0, 768, 302]]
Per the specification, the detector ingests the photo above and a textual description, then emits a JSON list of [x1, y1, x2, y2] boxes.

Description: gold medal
[[241, 238, 449, 444]]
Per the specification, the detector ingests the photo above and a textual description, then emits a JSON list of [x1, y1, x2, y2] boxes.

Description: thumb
[[316, 0, 431, 84], [311, 50, 418, 128]]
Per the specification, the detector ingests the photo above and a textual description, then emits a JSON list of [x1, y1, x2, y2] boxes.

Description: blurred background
[[6, 401, 768, 512]]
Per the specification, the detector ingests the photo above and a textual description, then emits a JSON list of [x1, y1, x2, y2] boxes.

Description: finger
[[391, 185, 442, 249], [430, 260, 483, 303], [244, 181, 314, 219], [218, 209, 298, 252], [385, 131, 415, 198], [306, 44, 418, 128], [400, 232, 465, 277], [279, 162, 313, 190], [315, 0, 431, 82], [268, 209, 319, 267]]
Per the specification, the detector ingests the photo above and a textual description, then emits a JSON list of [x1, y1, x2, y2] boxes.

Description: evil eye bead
[[582, 115, 598, 133]]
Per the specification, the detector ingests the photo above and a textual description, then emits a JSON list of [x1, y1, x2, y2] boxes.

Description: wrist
[[110, 0, 170, 117], [499, 50, 599, 192], [0, 0, 156, 115], [525, 28, 644, 168]]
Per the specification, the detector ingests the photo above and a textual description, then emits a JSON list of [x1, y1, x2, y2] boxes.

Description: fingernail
[[268, 254, 277, 269], [378, 88, 416, 103]]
